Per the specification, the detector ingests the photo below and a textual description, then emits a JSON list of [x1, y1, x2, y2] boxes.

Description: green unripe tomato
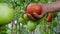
[[19, 17, 28, 25], [27, 21, 37, 31], [0, 3, 14, 25]]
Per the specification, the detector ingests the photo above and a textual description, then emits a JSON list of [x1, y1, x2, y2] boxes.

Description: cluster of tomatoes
[[0, 2, 57, 32]]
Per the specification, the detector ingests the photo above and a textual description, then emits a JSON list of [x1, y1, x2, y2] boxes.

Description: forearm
[[45, 1, 60, 12]]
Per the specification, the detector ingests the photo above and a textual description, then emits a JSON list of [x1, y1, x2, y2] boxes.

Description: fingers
[[33, 13, 41, 18], [26, 11, 47, 20], [39, 12, 47, 18], [33, 13, 43, 18], [33, 12, 46, 18], [40, 12, 47, 18], [26, 13, 36, 20]]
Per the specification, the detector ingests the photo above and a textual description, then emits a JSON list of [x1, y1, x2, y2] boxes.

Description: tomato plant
[[0, 3, 14, 25], [1, 0, 57, 34], [26, 3, 42, 15]]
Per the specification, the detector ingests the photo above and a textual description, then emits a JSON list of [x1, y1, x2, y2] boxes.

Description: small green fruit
[[19, 17, 28, 25], [27, 21, 37, 31]]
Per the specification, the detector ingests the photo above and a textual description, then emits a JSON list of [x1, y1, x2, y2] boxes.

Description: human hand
[[26, 4, 48, 20]]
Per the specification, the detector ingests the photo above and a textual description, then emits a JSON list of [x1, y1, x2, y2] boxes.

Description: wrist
[[42, 4, 48, 13], [42, 4, 53, 13]]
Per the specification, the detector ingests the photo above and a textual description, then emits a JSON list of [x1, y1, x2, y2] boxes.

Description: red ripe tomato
[[26, 3, 42, 15], [46, 13, 52, 22]]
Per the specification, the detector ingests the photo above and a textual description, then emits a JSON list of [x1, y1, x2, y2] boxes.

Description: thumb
[[39, 12, 47, 18]]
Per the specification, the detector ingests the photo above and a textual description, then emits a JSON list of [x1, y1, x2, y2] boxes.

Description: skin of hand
[[26, 1, 60, 20]]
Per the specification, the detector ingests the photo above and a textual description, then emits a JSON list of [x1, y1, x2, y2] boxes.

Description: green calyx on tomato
[[23, 14, 29, 20], [27, 21, 37, 31], [0, 3, 14, 25], [26, 3, 42, 15]]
